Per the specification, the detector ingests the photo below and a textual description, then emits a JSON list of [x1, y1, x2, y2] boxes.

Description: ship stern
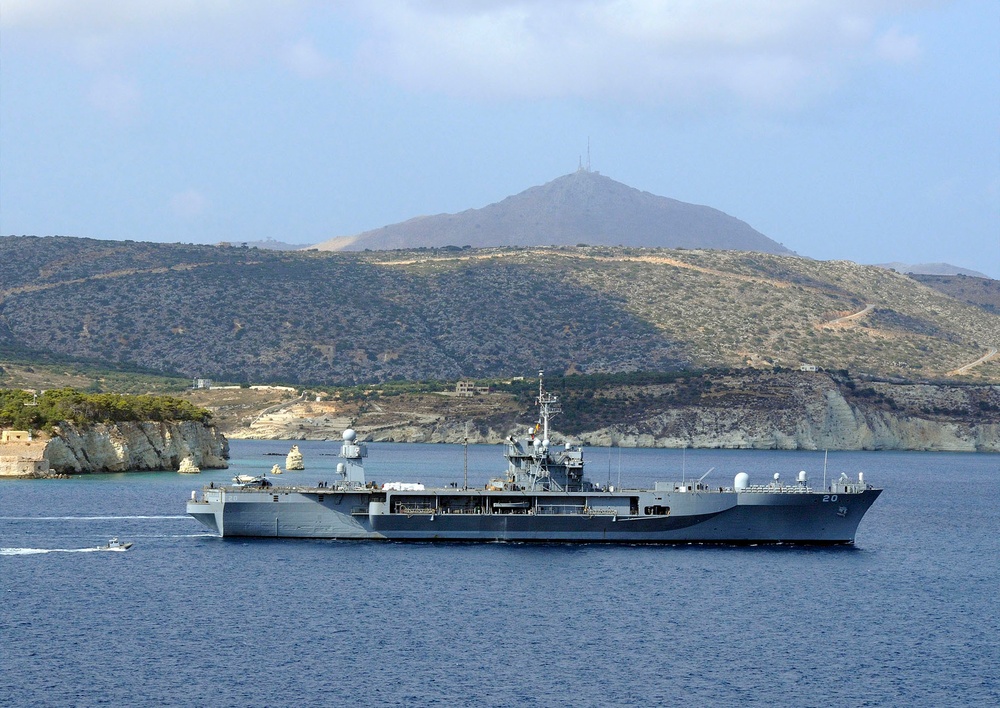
[[187, 489, 224, 535]]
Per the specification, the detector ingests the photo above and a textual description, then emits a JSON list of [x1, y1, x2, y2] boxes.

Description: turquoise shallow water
[[2, 443, 999, 707]]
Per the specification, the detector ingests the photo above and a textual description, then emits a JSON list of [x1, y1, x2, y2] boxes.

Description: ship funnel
[[734, 472, 749, 491]]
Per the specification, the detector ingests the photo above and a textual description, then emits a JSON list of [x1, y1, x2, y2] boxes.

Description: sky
[[1, 0, 998, 277]]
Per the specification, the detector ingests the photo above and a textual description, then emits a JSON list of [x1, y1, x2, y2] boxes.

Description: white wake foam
[[0, 515, 189, 521], [1, 547, 106, 556]]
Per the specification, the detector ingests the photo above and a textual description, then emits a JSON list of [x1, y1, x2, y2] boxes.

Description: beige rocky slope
[[200, 372, 999, 452], [43, 420, 229, 474]]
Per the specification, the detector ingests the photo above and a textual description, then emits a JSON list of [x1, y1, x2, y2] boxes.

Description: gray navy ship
[[187, 374, 881, 544]]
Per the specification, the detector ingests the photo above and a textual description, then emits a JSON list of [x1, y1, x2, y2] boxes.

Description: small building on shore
[[0, 430, 51, 477], [456, 381, 491, 397]]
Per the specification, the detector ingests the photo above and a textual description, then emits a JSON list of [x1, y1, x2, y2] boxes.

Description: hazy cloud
[[2, 0, 930, 106], [874, 26, 922, 65], [86, 74, 141, 123], [351, 0, 928, 105], [0, 0, 306, 68], [281, 38, 339, 79], [0, 0, 291, 33], [170, 189, 209, 219]]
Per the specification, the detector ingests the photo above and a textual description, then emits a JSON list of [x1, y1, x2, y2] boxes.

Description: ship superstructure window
[[273, 495, 279, 502]]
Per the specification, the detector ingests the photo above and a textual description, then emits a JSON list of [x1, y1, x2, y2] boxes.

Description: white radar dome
[[337, 463, 346, 474], [734, 472, 750, 491], [798, 470, 808, 484], [343, 429, 357, 442]]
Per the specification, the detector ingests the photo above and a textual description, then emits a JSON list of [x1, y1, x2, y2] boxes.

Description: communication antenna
[[463, 422, 469, 490], [607, 438, 613, 487], [823, 449, 829, 490]]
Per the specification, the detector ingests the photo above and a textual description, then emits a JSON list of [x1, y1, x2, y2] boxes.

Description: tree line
[[0, 388, 212, 433]]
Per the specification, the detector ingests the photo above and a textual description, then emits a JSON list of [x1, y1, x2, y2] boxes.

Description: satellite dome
[[734, 472, 749, 491], [343, 429, 357, 442]]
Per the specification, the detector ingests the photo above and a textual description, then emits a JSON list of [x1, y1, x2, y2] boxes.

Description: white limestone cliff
[[44, 420, 229, 474]]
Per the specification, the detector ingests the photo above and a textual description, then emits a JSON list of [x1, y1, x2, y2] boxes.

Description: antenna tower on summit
[[578, 138, 593, 173]]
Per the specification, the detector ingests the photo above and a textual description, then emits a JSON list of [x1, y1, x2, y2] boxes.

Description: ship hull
[[187, 487, 881, 545]]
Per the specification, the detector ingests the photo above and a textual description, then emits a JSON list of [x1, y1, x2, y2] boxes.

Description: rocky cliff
[[362, 407, 999, 452], [575, 375, 1000, 452], [576, 389, 1000, 452], [44, 421, 229, 474], [221, 371, 1000, 453]]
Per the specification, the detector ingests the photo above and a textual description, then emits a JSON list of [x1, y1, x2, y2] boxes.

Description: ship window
[[318, 495, 325, 502], [273, 495, 279, 502]]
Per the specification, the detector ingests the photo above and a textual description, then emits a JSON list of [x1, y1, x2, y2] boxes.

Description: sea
[[2, 441, 999, 707]]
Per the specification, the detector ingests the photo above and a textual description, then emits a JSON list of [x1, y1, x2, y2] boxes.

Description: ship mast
[[536, 369, 560, 443]]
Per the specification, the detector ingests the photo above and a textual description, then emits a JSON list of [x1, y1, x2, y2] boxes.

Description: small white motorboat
[[99, 538, 133, 552]]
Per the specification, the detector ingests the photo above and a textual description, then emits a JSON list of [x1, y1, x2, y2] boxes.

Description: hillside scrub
[[1, 238, 997, 385]]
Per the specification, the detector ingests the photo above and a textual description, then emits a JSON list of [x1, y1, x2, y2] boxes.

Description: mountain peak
[[313, 172, 794, 255]]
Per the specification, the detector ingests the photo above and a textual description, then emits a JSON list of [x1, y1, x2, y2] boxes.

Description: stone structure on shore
[[0, 430, 52, 477]]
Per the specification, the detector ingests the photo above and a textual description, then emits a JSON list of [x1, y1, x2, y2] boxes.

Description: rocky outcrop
[[358, 408, 999, 452], [44, 421, 229, 474], [205, 371, 1000, 453], [345, 374, 1000, 452], [576, 378, 1000, 452], [577, 404, 999, 452], [285, 445, 304, 470]]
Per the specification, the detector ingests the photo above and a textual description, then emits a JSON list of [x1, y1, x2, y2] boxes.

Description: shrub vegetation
[[0, 388, 212, 432]]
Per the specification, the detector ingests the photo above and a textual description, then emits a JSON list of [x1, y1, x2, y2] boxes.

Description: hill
[[906, 274, 1000, 315], [312, 170, 793, 255], [206, 369, 1000, 453], [877, 262, 990, 278], [1, 236, 998, 385]]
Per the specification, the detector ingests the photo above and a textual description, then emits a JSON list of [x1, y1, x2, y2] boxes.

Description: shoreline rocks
[[43, 421, 229, 474]]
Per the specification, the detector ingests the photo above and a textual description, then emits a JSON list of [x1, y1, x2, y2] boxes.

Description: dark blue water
[[2, 443, 999, 707]]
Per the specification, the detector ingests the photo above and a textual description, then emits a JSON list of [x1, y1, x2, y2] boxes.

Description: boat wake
[[1, 547, 108, 556], [0, 515, 189, 521]]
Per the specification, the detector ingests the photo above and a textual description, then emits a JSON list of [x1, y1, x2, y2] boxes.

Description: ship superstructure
[[188, 373, 881, 544]]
